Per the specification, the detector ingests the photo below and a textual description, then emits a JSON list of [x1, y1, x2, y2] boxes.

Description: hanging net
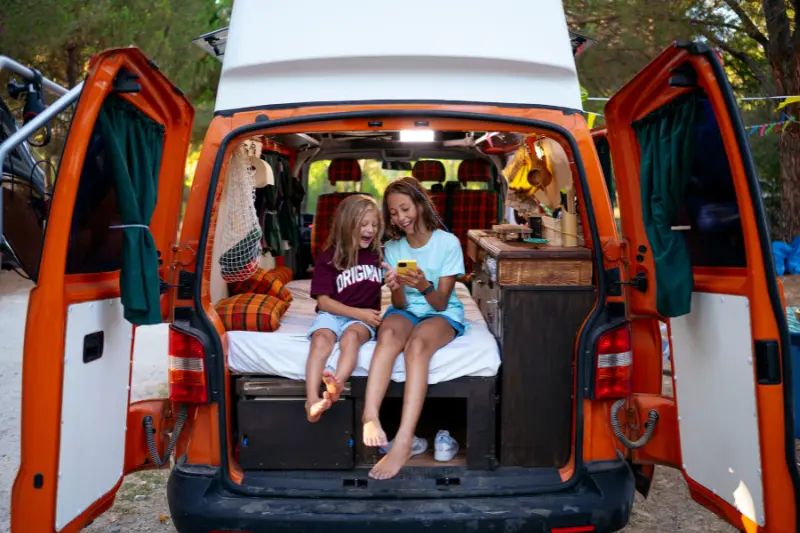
[[218, 148, 263, 282]]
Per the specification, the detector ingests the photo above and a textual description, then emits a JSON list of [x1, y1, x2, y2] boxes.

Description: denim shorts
[[307, 311, 376, 341], [383, 308, 466, 338]]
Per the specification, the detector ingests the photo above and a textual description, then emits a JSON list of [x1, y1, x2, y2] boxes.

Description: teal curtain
[[595, 137, 616, 210], [98, 96, 165, 325], [632, 93, 698, 318]]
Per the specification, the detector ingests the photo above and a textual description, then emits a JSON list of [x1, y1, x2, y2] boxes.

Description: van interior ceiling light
[[399, 130, 435, 142]]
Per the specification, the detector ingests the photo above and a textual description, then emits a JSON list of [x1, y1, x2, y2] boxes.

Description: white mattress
[[227, 280, 501, 383]]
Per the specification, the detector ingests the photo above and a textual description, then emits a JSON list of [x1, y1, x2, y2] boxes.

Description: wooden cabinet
[[467, 230, 596, 468]]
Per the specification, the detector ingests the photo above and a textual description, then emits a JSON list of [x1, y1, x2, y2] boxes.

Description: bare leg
[[369, 317, 456, 480], [323, 323, 371, 403], [305, 329, 336, 423], [362, 314, 414, 447]]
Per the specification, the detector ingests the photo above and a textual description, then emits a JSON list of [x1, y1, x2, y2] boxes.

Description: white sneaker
[[378, 435, 428, 456], [434, 430, 459, 462]]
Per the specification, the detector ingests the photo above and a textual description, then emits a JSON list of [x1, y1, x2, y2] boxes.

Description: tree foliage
[[566, 0, 800, 241], [0, 0, 231, 105]]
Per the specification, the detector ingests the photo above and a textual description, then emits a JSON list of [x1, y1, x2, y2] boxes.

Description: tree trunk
[[777, 125, 800, 242], [771, 51, 800, 242], [65, 46, 79, 89]]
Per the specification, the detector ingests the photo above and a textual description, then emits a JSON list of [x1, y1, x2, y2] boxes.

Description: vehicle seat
[[309, 158, 362, 260], [450, 159, 500, 275], [412, 160, 446, 215]]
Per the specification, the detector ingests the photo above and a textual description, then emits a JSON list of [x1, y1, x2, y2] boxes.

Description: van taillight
[[594, 324, 632, 399], [169, 326, 208, 403]]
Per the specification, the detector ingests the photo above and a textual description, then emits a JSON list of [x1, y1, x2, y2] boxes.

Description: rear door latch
[[606, 268, 649, 295]]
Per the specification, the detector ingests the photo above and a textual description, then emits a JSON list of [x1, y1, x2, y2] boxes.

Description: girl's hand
[[382, 262, 401, 291], [397, 267, 431, 293], [355, 308, 383, 328]]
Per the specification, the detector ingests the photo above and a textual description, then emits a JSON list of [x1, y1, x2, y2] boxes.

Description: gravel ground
[[2, 270, 798, 532]]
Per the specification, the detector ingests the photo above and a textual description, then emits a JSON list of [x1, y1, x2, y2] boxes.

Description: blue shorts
[[383, 308, 466, 338], [307, 311, 376, 341]]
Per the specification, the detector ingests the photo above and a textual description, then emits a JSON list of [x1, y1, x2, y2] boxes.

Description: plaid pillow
[[270, 265, 294, 285], [215, 293, 290, 332], [228, 267, 293, 302]]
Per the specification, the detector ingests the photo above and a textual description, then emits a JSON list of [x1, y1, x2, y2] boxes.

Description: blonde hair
[[325, 194, 383, 270]]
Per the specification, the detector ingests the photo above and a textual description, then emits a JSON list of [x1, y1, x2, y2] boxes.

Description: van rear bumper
[[167, 460, 635, 533]]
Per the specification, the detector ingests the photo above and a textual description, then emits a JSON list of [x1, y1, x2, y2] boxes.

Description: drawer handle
[[475, 277, 484, 285], [486, 299, 498, 306]]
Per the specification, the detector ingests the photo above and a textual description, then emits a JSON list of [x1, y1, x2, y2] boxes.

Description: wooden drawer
[[472, 268, 501, 339]]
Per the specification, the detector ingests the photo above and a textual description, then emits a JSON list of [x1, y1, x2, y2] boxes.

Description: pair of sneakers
[[377, 430, 459, 462]]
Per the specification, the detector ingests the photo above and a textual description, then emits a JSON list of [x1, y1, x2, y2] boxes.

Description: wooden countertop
[[468, 229, 592, 260]]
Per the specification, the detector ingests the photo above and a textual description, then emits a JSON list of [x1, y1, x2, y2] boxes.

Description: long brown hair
[[325, 194, 383, 270], [382, 176, 444, 241]]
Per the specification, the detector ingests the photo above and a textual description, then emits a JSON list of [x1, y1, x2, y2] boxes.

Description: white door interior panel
[[670, 292, 764, 527], [55, 298, 132, 531]]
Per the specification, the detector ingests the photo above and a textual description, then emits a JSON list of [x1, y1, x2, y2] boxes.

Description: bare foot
[[306, 398, 331, 423], [369, 438, 412, 480], [362, 418, 388, 447], [322, 369, 345, 403]]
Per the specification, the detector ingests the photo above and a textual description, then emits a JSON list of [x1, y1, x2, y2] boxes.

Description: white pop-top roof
[[201, 0, 582, 113]]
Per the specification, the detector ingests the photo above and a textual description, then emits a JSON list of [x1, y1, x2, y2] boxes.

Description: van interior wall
[[205, 128, 593, 481]]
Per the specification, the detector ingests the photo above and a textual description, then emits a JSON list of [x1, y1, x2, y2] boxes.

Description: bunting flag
[[747, 115, 795, 136], [777, 96, 800, 110], [587, 112, 597, 129]]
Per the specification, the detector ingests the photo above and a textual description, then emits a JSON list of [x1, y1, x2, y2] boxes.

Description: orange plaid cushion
[[215, 293, 290, 332], [228, 267, 293, 302], [270, 265, 294, 285]]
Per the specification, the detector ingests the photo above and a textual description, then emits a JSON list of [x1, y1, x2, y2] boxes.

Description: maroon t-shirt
[[310, 248, 383, 311]]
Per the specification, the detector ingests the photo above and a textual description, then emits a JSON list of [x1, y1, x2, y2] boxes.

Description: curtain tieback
[[109, 224, 151, 230]]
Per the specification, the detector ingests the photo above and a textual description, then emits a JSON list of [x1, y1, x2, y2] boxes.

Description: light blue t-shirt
[[383, 229, 465, 326]]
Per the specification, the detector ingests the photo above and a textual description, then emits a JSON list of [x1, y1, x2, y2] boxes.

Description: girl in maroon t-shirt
[[306, 194, 383, 422]]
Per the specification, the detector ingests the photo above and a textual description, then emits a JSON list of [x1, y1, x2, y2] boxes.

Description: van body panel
[[11, 48, 193, 532], [605, 42, 800, 532], [214, 0, 581, 112]]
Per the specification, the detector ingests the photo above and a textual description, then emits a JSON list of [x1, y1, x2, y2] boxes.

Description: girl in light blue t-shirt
[[362, 176, 465, 481]]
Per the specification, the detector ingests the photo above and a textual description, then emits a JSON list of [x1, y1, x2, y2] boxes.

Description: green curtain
[[632, 93, 698, 318], [595, 137, 616, 210], [98, 96, 165, 325]]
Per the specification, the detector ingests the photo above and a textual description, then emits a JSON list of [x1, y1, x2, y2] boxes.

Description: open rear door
[[604, 41, 800, 532], [10, 48, 193, 532]]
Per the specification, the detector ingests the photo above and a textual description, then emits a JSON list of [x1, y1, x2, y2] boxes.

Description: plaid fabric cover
[[310, 192, 359, 260], [270, 265, 294, 285], [328, 158, 362, 183], [228, 267, 293, 302], [457, 159, 492, 183], [428, 191, 446, 220], [412, 160, 446, 183], [215, 293, 290, 332], [451, 190, 499, 274]]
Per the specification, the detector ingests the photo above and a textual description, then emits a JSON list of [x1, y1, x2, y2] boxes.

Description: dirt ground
[[3, 271, 800, 532]]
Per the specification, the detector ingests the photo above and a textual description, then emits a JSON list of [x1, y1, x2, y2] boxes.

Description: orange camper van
[[5, 0, 800, 531]]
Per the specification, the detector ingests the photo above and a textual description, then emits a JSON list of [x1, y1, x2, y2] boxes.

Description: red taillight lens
[[169, 326, 208, 403], [595, 324, 632, 399]]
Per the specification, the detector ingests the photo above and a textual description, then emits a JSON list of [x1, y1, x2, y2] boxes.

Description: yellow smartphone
[[396, 260, 418, 276]]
